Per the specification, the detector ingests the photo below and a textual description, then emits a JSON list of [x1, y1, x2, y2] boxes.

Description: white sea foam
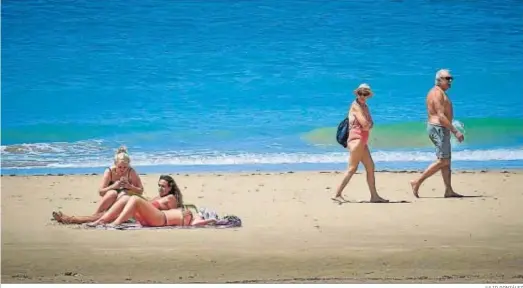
[[1, 140, 105, 155], [3, 148, 521, 169]]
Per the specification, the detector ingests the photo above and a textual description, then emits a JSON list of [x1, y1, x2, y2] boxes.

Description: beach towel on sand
[[84, 206, 242, 230]]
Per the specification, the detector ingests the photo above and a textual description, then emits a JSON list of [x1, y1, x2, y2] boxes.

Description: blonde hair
[[114, 146, 130, 164]]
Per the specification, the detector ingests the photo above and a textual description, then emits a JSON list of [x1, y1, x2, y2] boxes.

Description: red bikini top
[[151, 201, 161, 209]]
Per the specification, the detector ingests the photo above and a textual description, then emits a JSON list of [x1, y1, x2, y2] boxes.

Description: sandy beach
[[2, 170, 523, 284]]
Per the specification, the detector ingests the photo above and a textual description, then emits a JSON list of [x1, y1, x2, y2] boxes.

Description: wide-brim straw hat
[[353, 83, 374, 97]]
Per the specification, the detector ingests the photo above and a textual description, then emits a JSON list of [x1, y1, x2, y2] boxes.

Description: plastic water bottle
[[452, 120, 465, 145], [453, 120, 465, 134]]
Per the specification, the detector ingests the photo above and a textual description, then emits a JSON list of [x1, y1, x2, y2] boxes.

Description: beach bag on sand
[[336, 117, 349, 148], [216, 215, 242, 227]]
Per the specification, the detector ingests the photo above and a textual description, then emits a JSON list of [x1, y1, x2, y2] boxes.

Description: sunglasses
[[358, 90, 371, 97], [441, 76, 454, 81]]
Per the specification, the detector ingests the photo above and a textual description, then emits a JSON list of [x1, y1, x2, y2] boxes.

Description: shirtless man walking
[[410, 69, 465, 198]]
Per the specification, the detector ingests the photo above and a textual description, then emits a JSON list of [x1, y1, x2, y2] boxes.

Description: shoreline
[[2, 168, 523, 177], [3, 155, 523, 177]]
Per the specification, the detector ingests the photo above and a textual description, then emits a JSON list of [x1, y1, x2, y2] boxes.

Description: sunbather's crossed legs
[[53, 194, 131, 225]]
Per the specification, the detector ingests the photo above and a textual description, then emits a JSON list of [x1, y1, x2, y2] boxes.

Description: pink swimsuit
[[347, 101, 373, 145]]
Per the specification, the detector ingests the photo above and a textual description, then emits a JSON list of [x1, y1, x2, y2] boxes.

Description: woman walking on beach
[[333, 84, 389, 203]]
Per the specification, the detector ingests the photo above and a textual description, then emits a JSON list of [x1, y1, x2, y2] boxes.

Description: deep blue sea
[[2, 0, 523, 175]]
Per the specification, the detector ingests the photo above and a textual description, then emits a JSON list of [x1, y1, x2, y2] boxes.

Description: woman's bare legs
[[111, 196, 165, 226], [53, 190, 121, 224], [95, 190, 119, 213], [333, 139, 366, 201], [52, 211, 104, 224], [360, 145, 388, 202], [88, 194, 131, 225]]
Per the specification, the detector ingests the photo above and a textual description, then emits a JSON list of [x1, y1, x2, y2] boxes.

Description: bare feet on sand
[[444, 190, 464, 198], [86, 220, 105, 227], [410, 180, 420, 198], [410, 180, 464, 198], [52, 211, 64, 222], [331, 195, 346, 203], [52, 211, 74, 224], [370, 196, 389, 203]]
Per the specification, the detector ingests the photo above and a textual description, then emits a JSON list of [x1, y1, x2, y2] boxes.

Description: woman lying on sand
[[53, 174, 176, 224], [88, 194, 216, 228]]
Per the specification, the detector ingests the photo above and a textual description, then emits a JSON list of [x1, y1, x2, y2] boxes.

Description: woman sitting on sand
[[333, 83, 389, 203], [88, 176, 215, 228], [53, 146, 143, 224], [96, 146, 144, 211]]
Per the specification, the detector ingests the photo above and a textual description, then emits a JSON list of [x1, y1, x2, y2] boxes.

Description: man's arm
[[432, 91, 464, 142], [432, 91, 458, 134]]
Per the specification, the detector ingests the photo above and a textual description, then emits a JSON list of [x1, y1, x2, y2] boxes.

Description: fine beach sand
[[2, 170, 523, 284]]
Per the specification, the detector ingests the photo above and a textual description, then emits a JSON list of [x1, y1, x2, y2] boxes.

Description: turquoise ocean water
[[2, 0, 523, 175]]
